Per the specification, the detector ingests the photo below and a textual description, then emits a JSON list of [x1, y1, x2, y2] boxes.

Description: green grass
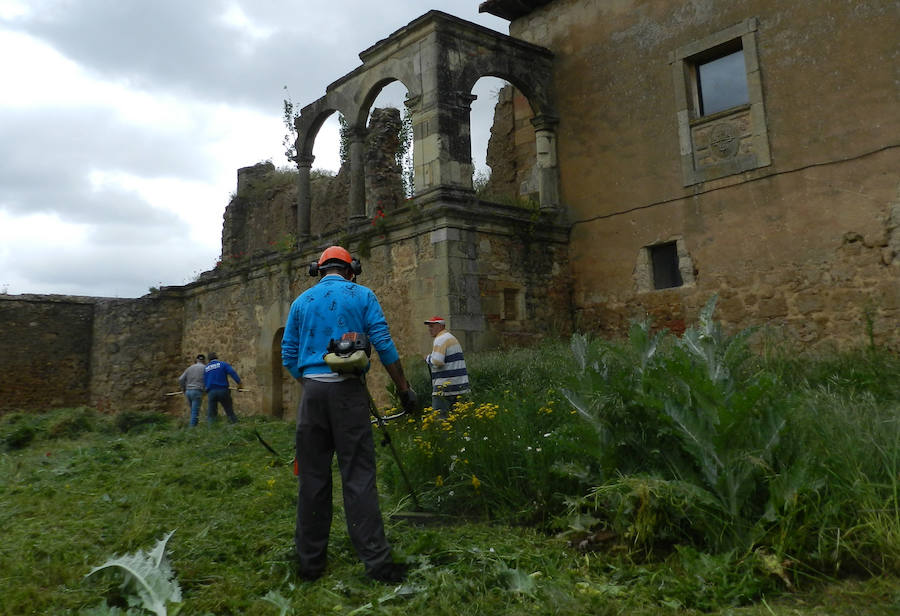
[[1, 411, 897, 616], [2, 303, 899, 613], [1, 409, 898, 615]]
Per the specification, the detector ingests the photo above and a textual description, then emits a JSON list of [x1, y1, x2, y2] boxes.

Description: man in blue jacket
[[282, 245, 417, 584], [203, 352, 241, 424]]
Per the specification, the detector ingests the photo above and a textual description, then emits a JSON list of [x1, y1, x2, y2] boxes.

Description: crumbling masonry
[[3, 3, 897, 416]]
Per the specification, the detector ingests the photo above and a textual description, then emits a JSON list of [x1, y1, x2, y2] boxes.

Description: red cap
[[424, 316, 445, 325]]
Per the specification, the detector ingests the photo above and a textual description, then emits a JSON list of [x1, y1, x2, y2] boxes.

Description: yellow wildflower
[[471, 474, 481, 490], [435, 475, 444, 487]]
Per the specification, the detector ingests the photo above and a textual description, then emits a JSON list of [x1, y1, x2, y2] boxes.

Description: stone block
[[794, 293, 824, 315], [757, 295, 788, 319]]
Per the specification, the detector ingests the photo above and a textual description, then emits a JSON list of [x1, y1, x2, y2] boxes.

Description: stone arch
[[353, 74, 420, 129], [256, 300, 294, 418], [295, 103, 337, 162], [361, 80, 415, 215], [291, 9, 559, 243], [293, 92, 355, 240], [269, 327, 285, 418], [455, 62, 558, 209], [469, 76, 536, 201], [294, 87, 359, 161], [455, 63, 555, 120]]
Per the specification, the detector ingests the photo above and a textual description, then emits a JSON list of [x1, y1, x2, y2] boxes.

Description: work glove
[[398, 388, 418, 414]]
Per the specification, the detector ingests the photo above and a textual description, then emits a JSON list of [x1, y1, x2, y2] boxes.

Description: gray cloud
[[13, 240, 208, 297], [0, 107, 213, 225], [9, 1, 507, 113], [0, 1, 510, 297]]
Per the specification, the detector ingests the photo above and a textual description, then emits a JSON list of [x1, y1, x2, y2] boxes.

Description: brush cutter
[[324, 333, 422, 512], [253, 429, 298, 474], [164, 388, 251, 397]]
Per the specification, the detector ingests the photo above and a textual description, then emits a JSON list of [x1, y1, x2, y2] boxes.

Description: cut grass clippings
[[2, 408, 899, 615]]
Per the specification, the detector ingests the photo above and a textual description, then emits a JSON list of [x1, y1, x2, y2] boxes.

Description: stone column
[[409, 92, 477, 193], [455, 92, 478, 191], [404, 95, 423, 195], [295, 154, 314, 242], [348, 126, 367, 222], [531, 114, 560, 211]]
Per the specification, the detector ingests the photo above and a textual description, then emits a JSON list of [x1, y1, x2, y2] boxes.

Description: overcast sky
[[0, 1, 510, 298]]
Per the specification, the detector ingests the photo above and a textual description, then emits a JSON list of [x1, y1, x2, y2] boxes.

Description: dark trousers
[[294, 378, 391, 575], [207, 388, 238, 423]]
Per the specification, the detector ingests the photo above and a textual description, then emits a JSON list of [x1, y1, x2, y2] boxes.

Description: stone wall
[[89, 292, 185, 414], [6, 3, 897, 418], [180, 256, 301, 419], [310, 168, 350, 238], [365, 108, 407, 217], [506, 0, 899, 350], [221, 108, 408, 253], [483, 85, 538, 202], [177, 189, 571, 414], [0, 295, 95, 413], [221, 162, 297, 264]]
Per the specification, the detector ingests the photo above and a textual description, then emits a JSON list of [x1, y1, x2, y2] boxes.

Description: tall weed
[[562, 297, 812, 554], [384, 339, 597, 523]]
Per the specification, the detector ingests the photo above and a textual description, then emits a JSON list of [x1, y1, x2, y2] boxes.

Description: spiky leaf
[[86, 530, 181, 616]]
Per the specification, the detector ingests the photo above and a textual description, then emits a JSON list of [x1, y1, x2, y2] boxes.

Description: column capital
[[455, 92, 478, 110], [294, 153, 315, 169], [404, 94, 423, 111], [530, 113, 560, 131]]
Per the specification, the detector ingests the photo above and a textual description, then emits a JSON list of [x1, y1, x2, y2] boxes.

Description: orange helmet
[[318, 245, 353, 268], [309, 246, 362, 277]]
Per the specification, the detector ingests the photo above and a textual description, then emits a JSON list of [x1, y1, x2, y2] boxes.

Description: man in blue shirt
[[282, 245, 417, 584], [203, 352, 241, 424]]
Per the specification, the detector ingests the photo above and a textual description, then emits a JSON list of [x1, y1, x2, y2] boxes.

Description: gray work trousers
[[294, 378, 391, 575]]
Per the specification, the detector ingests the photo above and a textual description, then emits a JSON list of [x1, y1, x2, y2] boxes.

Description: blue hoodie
[[281, 274, 400, 379], [204, 360, 241, 391]]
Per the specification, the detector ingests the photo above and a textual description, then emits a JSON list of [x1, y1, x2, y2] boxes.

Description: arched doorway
[[270, 327, 299, 419]]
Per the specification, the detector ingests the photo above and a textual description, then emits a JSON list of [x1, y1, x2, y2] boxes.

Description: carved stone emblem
[[709, 122, 739, 159]]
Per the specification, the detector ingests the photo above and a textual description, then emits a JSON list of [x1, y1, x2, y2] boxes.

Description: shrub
[[1, 421, 37, 451]]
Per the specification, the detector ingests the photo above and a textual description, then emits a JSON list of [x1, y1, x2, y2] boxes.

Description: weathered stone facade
[[481, 85, 539, 203], [221, 162, 298, 264], [90, 294, 185, 413], [1, 295, 94, 411], [483, 0, 899, 350], [1, 293, 184, 414], [3, 2, 897, 416]]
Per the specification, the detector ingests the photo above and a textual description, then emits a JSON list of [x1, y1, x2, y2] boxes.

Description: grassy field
[[2, 304, 899, 614], [1, 412, 898, 615]]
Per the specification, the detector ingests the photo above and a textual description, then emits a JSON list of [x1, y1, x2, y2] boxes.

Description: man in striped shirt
[[424, 316, 470, 416]]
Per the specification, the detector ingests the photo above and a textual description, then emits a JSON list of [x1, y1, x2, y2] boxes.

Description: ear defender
[[308, 257, 362, 277]]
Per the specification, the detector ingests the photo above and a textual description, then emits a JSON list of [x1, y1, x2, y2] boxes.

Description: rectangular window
[[503, 288, 519, 320], [670, 19, 771, 185], [651, 242, 683, 290], [697, 46, 749, 115]]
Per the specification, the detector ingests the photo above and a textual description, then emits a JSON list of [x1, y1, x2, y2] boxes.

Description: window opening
[[696, 45, 748, 116], [651, 242, 683, 289], [670, 19, 770, 185], [503, 288, 519, 320]]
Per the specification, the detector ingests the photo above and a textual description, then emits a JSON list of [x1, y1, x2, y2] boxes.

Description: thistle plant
[[84, 530, 182, 615], [563, 296, 797, 553]]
